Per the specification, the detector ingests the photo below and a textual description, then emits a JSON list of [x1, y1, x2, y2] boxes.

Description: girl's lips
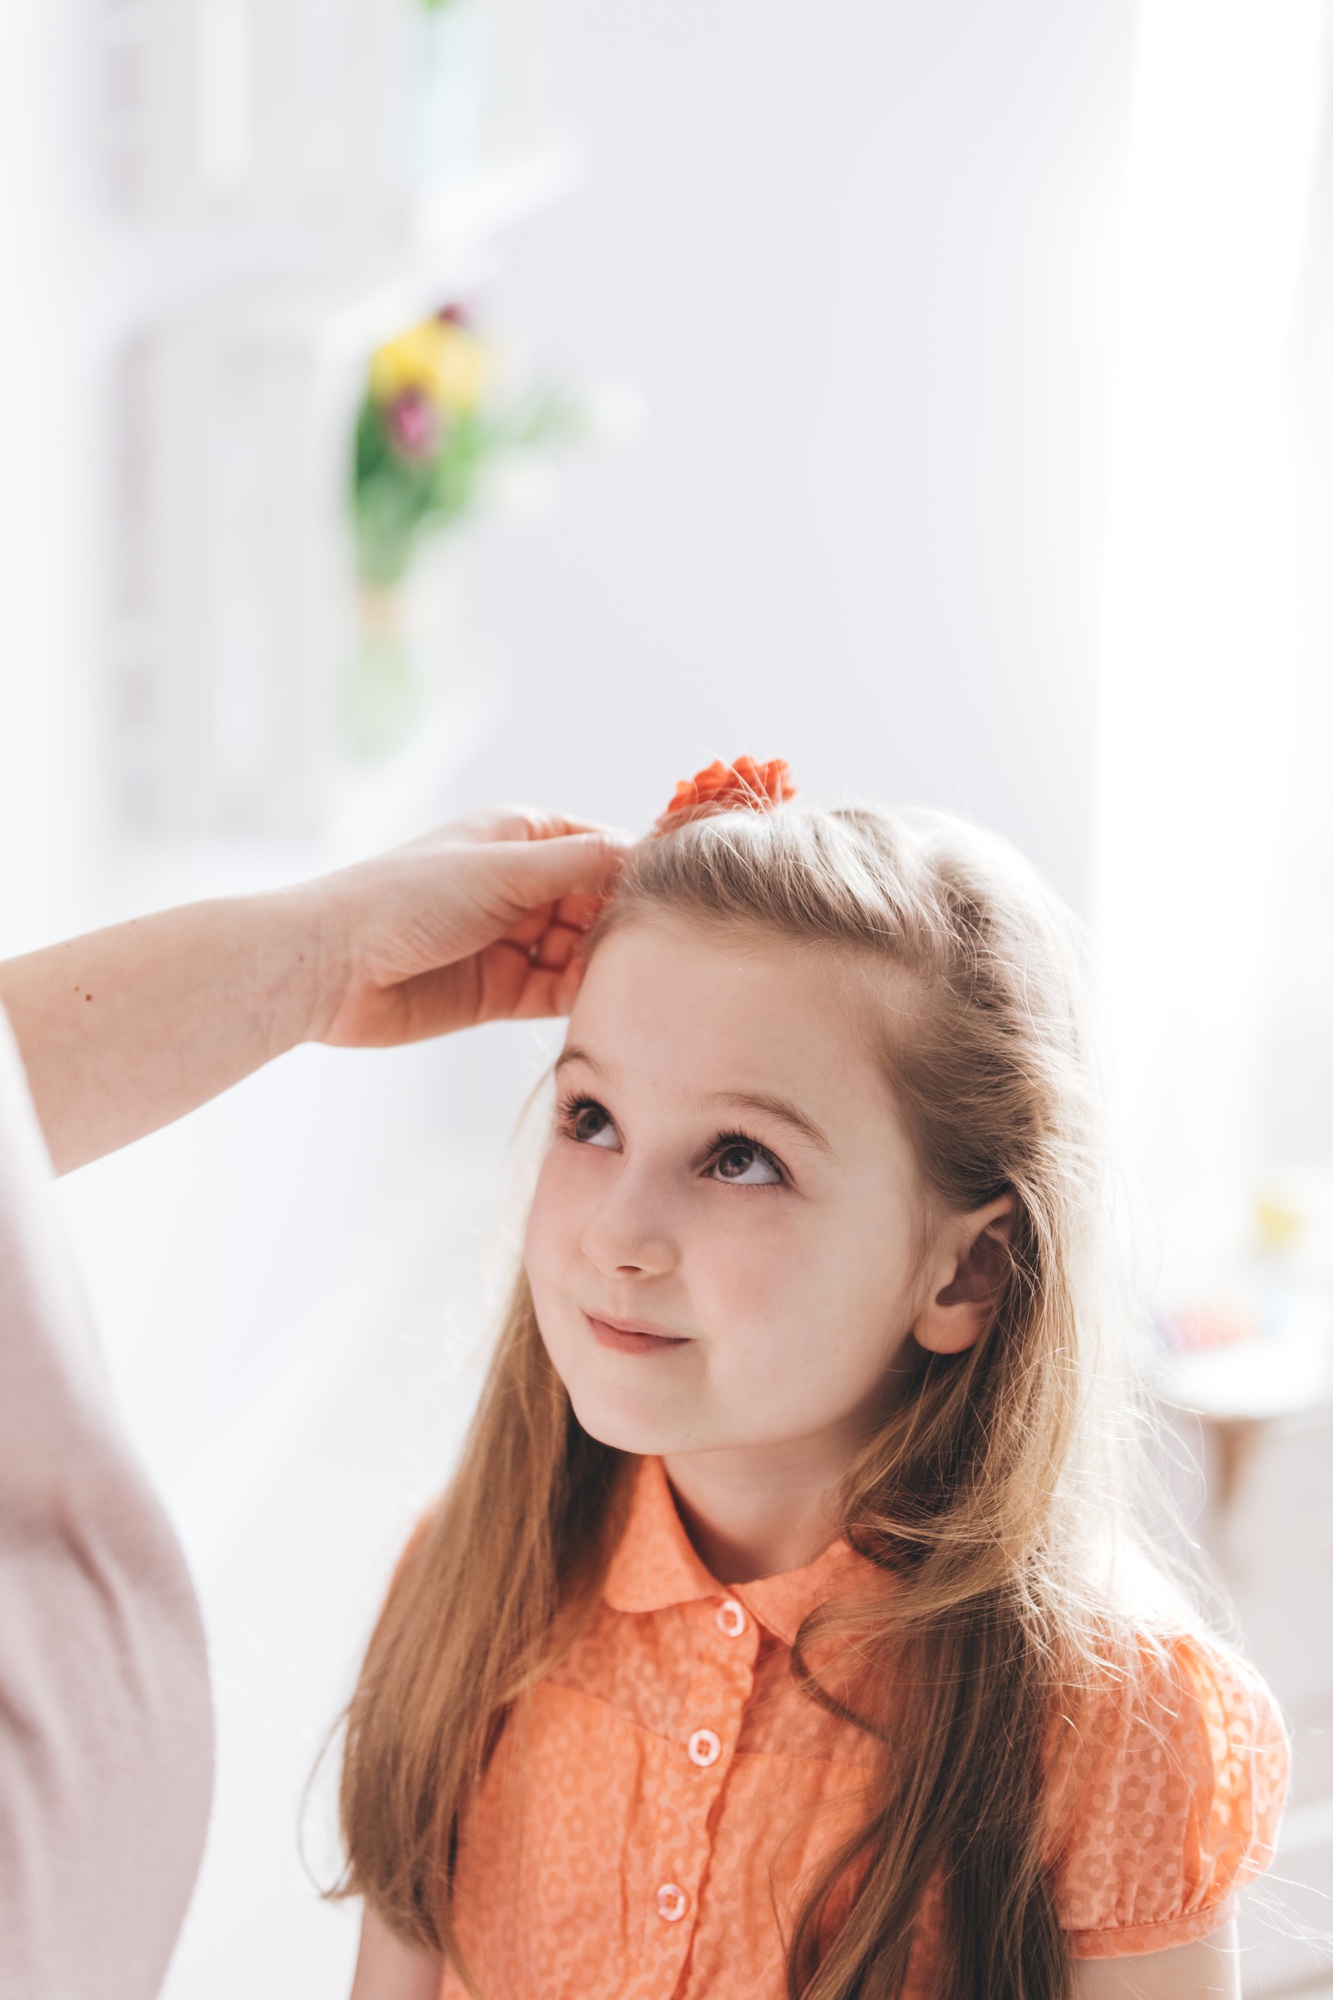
[[585, 1312, 690, 1356]]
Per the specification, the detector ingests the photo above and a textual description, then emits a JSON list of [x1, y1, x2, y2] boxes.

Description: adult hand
[[311, 806, 628, 1048], [0, 806, 631, 1173]]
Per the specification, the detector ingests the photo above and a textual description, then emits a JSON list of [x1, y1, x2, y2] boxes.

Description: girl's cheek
[[524, 1156, 574, 1283], [525, 1145, 606, 1278], [692, 1217, 803, 1323]]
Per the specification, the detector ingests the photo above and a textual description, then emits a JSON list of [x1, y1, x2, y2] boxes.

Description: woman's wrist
[[289, 875, 357, 1048]]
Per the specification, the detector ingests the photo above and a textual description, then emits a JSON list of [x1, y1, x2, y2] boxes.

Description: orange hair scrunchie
[[653, 756, 797, 833]]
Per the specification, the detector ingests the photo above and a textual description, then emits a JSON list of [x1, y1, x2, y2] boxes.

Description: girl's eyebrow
[[554, 1048, 831, 1153], [701, 1090, 832, 1153], [554, 1044, 601, 1077]]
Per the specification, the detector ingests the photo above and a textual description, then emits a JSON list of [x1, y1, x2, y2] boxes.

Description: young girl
[[339, 761, 1288, 2000]]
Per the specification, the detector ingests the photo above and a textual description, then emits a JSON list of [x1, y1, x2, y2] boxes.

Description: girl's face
[[525, 915, 936, 1470]]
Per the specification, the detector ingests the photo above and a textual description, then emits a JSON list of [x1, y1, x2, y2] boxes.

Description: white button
[[657, 1882, 688, 1922], [716, 1597, 746, 1638], [688, 1727, 721, 1768]]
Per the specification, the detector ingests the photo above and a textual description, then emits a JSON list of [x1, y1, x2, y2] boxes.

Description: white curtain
[[1093, 0, 1333, 1300]]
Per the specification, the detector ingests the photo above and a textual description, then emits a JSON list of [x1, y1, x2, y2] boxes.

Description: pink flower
[[386, 388, 441, 460]]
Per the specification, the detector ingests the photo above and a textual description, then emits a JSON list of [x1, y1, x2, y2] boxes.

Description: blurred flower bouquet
[[353, 306, 575, 587], [347, 306, 579, 754]]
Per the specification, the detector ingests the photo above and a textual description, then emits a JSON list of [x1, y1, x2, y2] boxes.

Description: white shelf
[[97, 0, 580, 241], [94, 139, 587, 341], [94, 1, 584, 853], [105, 183, 567, 846], [100, 671, 506, 922]]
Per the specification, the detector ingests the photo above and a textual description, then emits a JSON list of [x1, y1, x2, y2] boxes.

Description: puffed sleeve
[[1050, 1627, 1288, 1959]]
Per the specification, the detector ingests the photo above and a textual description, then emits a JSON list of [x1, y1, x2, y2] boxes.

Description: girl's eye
[[708, 1138, 784, 1187], [564, 1098, 620, 1149]]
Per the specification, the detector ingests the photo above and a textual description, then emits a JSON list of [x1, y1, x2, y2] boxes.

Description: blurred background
[[1, 0, 1332, 1992]]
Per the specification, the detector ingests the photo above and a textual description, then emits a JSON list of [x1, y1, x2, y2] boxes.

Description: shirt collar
[[602, 1455, 872, 1647]]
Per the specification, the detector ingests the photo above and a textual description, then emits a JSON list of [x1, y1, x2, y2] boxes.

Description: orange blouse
[[440, 1456, 1287, 1998]]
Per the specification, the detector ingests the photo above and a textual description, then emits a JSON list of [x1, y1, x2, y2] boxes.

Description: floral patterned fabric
[[439, 1455, 1287, 1998]]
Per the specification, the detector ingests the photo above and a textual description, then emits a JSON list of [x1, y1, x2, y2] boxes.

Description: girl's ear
[[912, 1196, 1015, 1356]]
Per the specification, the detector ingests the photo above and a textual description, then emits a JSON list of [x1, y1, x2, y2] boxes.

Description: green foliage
[[351, 387, 585, 588]]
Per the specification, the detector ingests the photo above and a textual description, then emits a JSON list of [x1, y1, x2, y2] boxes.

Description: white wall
[[1093, 2, 1333, 1297], [0, 4, 102, 954], [464, 0, 1139, 916]]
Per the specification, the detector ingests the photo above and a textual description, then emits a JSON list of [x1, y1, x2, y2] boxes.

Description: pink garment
[[0, 1008, 212, 1999]]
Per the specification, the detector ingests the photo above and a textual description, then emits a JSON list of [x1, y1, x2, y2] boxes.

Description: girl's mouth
[[584, 1311, 691, 1355]]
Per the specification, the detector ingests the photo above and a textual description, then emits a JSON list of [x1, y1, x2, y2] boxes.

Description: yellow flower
[[368, 318, 491, 415]]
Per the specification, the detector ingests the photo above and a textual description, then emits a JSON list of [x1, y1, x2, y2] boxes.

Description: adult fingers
[[505, 955, 588, 1020], [485, 830, 631, 911], [530, 919, 584, 972], [435, 805, 635, 849], [500, 891, 607, 955]]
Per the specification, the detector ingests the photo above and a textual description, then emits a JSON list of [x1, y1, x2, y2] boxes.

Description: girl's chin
[[565, 1384, 695, 1459]]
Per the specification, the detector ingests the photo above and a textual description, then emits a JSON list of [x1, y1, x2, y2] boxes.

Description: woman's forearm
[[0, 891, 326, 1174]]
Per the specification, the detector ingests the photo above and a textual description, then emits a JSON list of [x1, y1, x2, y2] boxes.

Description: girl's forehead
[[568, 916, 898, 1118], [580, 910, 886, 1013], [577, 913, 846, 1018]]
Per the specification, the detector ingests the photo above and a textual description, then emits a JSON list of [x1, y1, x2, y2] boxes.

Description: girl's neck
[[661, 1443, 849, 1584]]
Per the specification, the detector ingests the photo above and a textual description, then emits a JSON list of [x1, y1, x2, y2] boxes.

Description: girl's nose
[[580, 1171, 677, 1278]]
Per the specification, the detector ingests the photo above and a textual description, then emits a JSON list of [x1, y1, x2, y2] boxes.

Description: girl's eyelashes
[[559, 1094, 621, 1150], [705, 1132, 786, 1188], [557, 1094, 787, 1189]]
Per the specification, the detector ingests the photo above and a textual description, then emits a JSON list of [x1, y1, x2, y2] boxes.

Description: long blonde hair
[[338, 802, 1155, 1999]]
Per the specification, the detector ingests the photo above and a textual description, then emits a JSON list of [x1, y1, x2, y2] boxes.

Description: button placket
[[645, 1602, 757, 1969], [673, 1602, 754, 1808], [681, 1660, 740, 1784]]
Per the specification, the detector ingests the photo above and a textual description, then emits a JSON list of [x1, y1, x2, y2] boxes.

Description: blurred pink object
[[0, 1009, 212, 1998], [386, 386, 441, 460], [1158, 1294, 1261, 1353]]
